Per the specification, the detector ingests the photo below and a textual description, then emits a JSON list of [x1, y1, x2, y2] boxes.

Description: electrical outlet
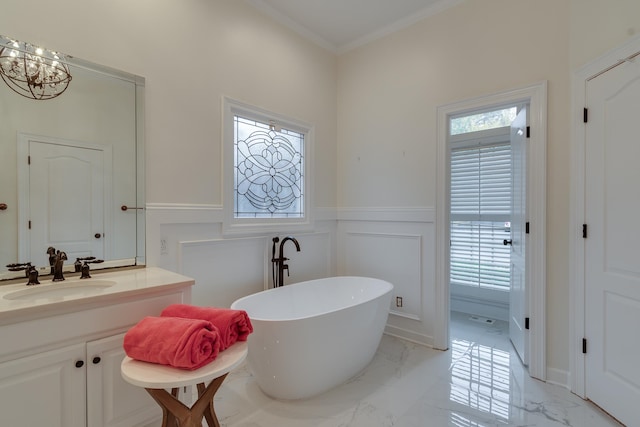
[[160, 239, 168, 255], [396, 296, 403, 308]]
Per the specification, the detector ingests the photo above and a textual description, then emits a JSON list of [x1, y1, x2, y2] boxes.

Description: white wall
[[570, 0, 640, 70], [337, 0, 571, 373], [0, 0, 337, 207]]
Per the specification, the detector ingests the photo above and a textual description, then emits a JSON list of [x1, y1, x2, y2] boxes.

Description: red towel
[[123, 316, 221, 370], [160, 304, 253, 350]]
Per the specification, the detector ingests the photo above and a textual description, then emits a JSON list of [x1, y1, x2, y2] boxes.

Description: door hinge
[[583, 108, 588, 123], [28, 220, 31, 230], [28, 155, 31, 165], [582, 224, 588, 238], [526, 126, 530, 138], [526, 222, 530, 234], [525, 317, 530, 330], [582, 338, 587, 354]]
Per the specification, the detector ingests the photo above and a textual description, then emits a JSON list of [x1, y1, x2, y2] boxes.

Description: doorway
[[435, 82, 547, 381], [447, 103, 528, 365]]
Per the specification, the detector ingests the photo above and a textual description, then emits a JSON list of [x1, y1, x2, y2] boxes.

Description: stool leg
[[144, 374, 229, 427], [169, 388, 180, 427], [194, 374, 228, 427], [145, 387, 176, 427], [146, 388, 195, 427]]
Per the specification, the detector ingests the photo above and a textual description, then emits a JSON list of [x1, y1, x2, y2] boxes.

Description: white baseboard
[[546, 367, 570, 389], [384, 324, 433, 348], [450, 295, 509, 322]]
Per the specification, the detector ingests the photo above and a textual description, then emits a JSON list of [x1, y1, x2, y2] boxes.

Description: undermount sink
[[3, 280, 117, 301]]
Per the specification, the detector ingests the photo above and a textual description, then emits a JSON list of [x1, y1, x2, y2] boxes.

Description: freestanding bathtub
[[230, 276, 393, 400]]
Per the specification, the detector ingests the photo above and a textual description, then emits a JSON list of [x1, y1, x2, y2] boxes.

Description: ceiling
[[246, 0, 464, 54]]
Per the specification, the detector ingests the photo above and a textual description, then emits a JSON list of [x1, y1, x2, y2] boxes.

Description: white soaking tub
[[231, 276, 393, 400]]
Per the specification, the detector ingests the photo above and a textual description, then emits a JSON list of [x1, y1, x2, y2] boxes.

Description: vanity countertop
[[0, 267, 194, 325]]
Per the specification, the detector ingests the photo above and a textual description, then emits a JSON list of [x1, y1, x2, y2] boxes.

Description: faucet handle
[[6, 262, 32, 277], [79, 259, 104, 279], [6, 262, 31, 270]]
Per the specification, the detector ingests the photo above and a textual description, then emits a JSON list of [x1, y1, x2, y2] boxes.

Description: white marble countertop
[[0, 267, 194, 324]]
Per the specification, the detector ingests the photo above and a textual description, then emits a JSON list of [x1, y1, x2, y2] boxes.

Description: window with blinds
[[450, 142, 511, 291]]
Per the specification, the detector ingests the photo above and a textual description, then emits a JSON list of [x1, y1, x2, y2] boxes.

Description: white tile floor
[[214, 312, 621, 426]]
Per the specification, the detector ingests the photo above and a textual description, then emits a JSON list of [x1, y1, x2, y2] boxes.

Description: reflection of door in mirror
[[18, 134, 113, 268]]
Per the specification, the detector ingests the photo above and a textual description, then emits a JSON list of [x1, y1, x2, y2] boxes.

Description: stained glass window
[[234, 115, 304, 218]]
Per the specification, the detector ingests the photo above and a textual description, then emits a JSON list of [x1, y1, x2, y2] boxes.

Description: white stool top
[[121, 341, 248, 389]]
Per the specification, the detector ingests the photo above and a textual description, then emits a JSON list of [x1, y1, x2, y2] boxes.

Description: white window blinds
[[450, 142, 511, 291]]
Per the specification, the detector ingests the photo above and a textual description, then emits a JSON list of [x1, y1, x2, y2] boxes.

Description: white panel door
[[585, 58, 640, 427], [28, 138, 105, 267], [509, 107, 528, 365]]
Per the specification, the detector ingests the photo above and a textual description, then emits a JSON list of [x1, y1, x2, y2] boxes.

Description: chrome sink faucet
[[271, 236, 301, 287]]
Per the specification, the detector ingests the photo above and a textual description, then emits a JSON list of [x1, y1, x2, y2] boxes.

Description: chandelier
[[0, 36, 72, 100]]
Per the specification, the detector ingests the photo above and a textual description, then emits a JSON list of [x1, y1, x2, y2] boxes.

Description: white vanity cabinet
[[0, 342, 86, 427], [87, 333, 159, 427], [0, 267, 194, 427], [0, 334, 159, 427]]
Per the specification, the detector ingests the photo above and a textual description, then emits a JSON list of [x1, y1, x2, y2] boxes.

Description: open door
[[509, 106, 528, 365]]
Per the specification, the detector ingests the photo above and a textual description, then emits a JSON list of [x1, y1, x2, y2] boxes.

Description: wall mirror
[[0, 35, 145, 281]]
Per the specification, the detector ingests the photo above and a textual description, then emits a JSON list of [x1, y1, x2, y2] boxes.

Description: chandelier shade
[[0, 36, 72, 100]]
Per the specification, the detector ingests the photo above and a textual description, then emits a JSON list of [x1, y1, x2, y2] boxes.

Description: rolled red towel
[[123, 316, 221, 370], [161, 304, 253, 351]]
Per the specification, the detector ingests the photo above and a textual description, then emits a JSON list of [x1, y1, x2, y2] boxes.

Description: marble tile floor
[[214, 311, 621, 426]]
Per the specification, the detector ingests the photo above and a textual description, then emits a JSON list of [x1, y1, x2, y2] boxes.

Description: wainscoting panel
[[281, 231, 334, 288], [178, 237, 267, 308], [343, 232, 422, 320], [337, 209, 435, 346]]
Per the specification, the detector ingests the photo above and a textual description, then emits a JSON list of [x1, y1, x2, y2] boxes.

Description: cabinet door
[[0, 343, 86, 427], [86, 333, 161, 427]]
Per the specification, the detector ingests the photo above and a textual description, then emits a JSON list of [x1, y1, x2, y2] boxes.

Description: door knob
[[95, 233, 102, 239], [503, 239, 513, 246]]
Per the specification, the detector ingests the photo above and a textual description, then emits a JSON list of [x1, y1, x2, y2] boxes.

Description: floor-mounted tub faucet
[[271, 236, 301, 287]]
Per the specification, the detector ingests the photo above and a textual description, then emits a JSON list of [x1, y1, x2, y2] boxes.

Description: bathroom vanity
[[0, 267, 194, 427]]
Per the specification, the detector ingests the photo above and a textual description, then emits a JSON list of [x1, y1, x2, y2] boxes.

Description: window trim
[[222, 97, 314, 235]]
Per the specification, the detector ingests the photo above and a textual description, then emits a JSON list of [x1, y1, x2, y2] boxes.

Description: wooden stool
[[121, 342, 247, 427]]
